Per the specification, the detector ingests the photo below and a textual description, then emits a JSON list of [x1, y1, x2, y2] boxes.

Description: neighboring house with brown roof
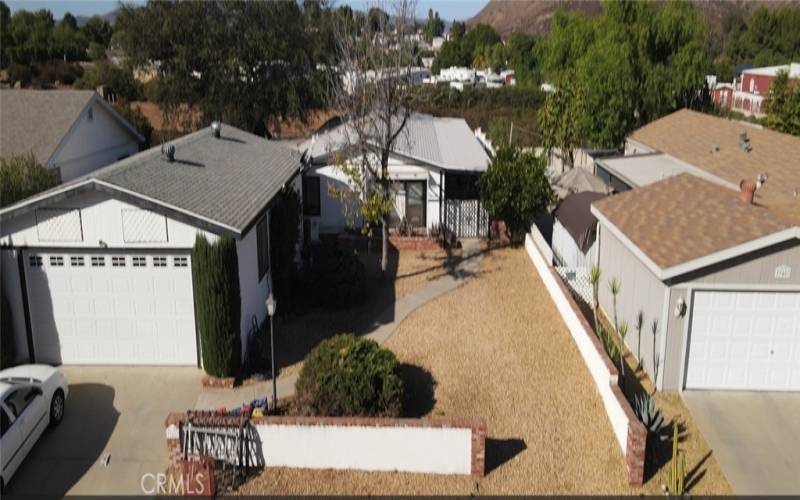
[[588, 109, 800, 392], [1, 90, 144, 182]]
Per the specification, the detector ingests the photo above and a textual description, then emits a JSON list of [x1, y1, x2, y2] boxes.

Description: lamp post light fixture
[[266, 293, 277, 411]]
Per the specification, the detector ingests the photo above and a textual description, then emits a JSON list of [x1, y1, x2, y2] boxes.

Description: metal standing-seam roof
[[0, 124, 302, 237], [301, 112, 490, 171], [0, 90, 144, 164]]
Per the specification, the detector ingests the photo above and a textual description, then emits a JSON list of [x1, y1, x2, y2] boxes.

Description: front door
[[405, 181, 426, 228]]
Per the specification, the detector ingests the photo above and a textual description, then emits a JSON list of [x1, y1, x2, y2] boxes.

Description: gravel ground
[[273, 246, 452, 378], [241, 247, 715, 495]]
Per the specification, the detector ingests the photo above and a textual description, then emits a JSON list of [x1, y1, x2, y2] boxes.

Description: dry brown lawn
[[240, 247, 730, 494]]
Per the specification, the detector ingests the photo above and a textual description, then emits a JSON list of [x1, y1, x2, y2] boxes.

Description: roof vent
[[756, 173, 768, 189], [738, 130, 752, 153], [212, 121, 221, 139], [739, 178, 756, 204], [162, 143, 176, 162]]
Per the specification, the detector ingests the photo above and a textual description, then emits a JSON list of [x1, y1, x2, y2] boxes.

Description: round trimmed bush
[[295, 334, 403, 417]]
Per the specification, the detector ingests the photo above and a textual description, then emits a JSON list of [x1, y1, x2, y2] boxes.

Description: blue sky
[[7, 0, 489, 21]]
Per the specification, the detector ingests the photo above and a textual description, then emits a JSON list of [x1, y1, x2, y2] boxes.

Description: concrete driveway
[[683, 391, 800, 495], [5, 366, 203, 496]]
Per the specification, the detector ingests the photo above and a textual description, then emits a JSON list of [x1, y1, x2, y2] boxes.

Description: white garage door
[[686, 290, 800, 391], [25, 251, 197, 365]]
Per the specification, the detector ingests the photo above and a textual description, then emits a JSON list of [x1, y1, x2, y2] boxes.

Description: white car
[[0, 364, 68, 490]]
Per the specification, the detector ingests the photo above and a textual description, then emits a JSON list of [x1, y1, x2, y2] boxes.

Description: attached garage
[[0, 122, 303, 368], [684, 290, 800, 391], [24, 251, 197, 365]]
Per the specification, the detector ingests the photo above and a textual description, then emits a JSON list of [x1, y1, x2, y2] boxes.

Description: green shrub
[[1, 154, 60, 208], [6, 63, 33, 87], [269, 187, 302, 310], [192, 235, 241, 377], [1, 290, 16, 369], [295, 334, 403, 417], [309, 242, 366, 308]]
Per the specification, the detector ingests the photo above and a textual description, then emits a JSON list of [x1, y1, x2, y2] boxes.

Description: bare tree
[[326, 0, 417, 274]]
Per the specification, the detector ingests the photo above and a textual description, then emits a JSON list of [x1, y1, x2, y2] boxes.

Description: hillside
[[467, 0, 787, 38]]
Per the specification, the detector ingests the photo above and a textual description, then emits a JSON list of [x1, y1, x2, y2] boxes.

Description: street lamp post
[[266, 293, 277, 411]]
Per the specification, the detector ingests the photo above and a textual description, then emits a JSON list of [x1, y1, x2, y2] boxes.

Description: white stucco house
[[0, 123, 302, 366], [0, 90, 144, 181], [299, 112, 491, 240]]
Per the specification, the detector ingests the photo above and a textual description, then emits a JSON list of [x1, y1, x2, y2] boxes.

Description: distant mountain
[[73, 9, 119, 27], [467, 0, 788, 38]]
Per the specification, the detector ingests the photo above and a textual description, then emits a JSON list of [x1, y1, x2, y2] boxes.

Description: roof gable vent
[[161, 143, 176, 162], [212, 121, 221, 138]]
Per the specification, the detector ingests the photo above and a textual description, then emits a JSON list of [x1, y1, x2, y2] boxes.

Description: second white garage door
[[25, 251, 198, 365], [685, 290, 800, 391]]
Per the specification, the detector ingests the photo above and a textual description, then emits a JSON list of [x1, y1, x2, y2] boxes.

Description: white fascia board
[[591, 204, 800, 282], [0, 180, 93, 218], [660, 227, 800, 280]]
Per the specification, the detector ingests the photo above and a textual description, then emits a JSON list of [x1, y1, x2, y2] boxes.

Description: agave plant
[[634, 393, 668, 461]]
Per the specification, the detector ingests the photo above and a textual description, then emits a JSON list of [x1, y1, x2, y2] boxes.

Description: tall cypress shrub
[[192, 235, 241, 377]]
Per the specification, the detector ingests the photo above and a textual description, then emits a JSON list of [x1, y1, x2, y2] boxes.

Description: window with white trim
[[70, 256, 85, 267], [112, 256, 126, 267], [91, 256, 105, 267], [50, 256, 64, 266], [132, 256, 147, 267], [173, 256, 188, 267]]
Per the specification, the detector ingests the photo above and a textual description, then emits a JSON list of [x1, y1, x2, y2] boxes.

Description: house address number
[[774, 264, 792, 279]]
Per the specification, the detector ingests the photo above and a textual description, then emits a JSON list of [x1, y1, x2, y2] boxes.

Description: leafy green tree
[[449, 21, 466, 41], [81, 16, 113, 47], [478, 146, 554, 243], [538, 72, 585, 168], [505, 32, 537, 85], [1, 154, 59, 208], [52, 13, 87, 62], [115, 1, 325, 133], [367, 6, 389, 33], [423, 8, 444, 42], [764, 70, 800, 136], [4, 9, 55, 65], [459, 23, 500, 67], [74, 60, 143, 101], [192, 235, 241, 377], [538, 9, 595, 80]]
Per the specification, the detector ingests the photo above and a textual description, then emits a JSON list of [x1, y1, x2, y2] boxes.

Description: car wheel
[[50, 389, 65, 426]]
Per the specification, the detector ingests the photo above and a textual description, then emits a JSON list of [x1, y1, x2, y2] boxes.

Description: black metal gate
[[444, 198, 489, 238]]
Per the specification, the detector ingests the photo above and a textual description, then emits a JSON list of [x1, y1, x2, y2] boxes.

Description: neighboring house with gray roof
[[298, 112, 491, 239], [0, 90, 144, 181], [0, 123, 303, 367]]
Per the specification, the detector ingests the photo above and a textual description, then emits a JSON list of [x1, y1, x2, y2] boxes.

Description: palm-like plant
[[589, 265, 601, 334]]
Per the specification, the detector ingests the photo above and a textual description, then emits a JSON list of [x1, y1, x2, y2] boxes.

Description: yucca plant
[[589, 265, 602, 334]]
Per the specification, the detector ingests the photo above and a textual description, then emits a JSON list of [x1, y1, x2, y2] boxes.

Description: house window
[[29, 256, 43, 267], [91, 256, 105, 267], [153, 256, 167, 267], [256, 214, 270, 281], [50, 256, 64, 267], [302, 177, 321, 216], [173, 256, 188, 267], [132, 256, 147, 267], [112, 256, 126, 267], [70, 256, 85, 267]]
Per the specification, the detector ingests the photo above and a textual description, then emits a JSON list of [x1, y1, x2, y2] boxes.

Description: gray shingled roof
[[1, 90, 97, 164], [1, 124, 302, 236], [301, 112, 490, 171]]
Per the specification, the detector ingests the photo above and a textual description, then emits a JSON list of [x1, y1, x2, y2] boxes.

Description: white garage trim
[[23, 248, 199, 366], [683, 289, 800, 391]]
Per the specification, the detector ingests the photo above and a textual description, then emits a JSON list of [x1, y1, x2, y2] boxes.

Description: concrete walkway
[[194, 239, 484, 411], [683, 390, 800, 495]]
